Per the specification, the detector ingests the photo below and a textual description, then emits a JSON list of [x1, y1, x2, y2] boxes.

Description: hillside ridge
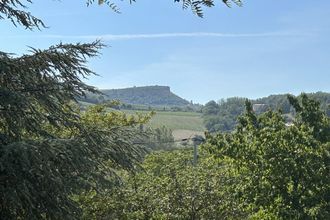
[[81, 85, 190, 106]]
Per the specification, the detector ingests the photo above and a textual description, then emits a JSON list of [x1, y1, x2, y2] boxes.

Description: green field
[[123, 110, 205, 131], [149, 111, 205, 131], [123, 110, 205, 139]]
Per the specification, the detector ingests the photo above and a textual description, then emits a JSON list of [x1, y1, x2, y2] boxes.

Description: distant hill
[[80, 86, 190, 107]]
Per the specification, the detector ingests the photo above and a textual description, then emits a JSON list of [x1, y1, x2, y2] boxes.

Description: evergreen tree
[[0, 1, 146, 219]]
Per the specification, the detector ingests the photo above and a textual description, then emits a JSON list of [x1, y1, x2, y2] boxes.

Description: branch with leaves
[[0, 0, 45, 29], [0, 41, 103, 143]]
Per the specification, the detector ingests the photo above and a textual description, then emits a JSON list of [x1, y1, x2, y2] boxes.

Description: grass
[[149, 111, 205, 132], [123, 110, 205, 132], [132, 110, 206, 140]]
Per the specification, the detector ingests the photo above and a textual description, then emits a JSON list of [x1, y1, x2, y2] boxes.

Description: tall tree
[[0, 40, 152, 219], [0, 1, 145, 219]]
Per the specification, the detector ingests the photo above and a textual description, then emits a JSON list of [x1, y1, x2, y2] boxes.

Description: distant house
[[252, 104, 268, 114], [285, 122, 294, 127]]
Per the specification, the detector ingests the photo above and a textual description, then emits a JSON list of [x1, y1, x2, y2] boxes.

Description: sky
[[0, 0, 329, 104]]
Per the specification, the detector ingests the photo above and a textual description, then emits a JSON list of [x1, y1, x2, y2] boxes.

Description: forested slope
[[203, 92, 330, 132]]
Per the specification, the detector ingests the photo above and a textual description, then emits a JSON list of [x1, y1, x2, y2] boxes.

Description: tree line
[[203, 92, 330, 133]]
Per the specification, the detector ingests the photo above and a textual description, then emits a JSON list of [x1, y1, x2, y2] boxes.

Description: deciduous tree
[[205, 96, 330, 219]]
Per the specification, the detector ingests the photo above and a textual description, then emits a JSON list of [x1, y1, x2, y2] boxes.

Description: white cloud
[[7, 31, 314, 40]]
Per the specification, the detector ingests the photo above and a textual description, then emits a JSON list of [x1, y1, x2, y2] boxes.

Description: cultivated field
[[123, 110, 206, 139]]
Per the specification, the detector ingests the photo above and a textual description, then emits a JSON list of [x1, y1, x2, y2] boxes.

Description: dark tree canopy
[[0, 1, 153, 219], [0, 40, 150, 219], [0, 42, 101, 144]]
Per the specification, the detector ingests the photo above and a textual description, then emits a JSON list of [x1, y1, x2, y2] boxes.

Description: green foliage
[[203, 93, 330, 133], [75, 149, 246, 219], [81, 102, 153, 127], [255, 94, 292, 114], [0, 42, 102, 143], [143, 126, 176, 151], [0, 37, 149, 219], [288, 93, 330, 142], [205, 95, 330, 219], [255, 92, 330, 116], [203, 97, 246, 132], [0, 99, 148, 219], [203, 100, 219, 115]]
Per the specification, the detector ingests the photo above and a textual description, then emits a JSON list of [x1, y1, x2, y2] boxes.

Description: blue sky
[[1, 0, 329, 104]]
